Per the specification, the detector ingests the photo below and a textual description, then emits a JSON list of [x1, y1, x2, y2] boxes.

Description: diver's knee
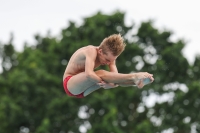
[[95, 70, 107, 77]]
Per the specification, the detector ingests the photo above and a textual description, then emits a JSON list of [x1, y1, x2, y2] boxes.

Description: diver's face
[[98, 49, 117, 65]]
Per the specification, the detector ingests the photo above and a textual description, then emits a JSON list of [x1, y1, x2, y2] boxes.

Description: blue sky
[[1, 0, 200, 64]]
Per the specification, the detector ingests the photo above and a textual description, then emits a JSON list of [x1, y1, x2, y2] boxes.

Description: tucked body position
[[63, 34, 154, 98]]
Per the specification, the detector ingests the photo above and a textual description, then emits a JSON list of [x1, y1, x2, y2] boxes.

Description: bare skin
[[63, 45, 154, 97]]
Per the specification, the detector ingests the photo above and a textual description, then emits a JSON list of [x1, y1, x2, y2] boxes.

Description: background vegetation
[[0, 11, 200, 133]]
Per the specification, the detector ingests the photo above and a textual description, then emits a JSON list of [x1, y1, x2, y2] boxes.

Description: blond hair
[[99, 34, 126, 56]]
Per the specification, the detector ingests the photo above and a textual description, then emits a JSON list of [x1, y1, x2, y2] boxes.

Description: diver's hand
[[134, 72, 154, 88], [97, 81, 118, 89]]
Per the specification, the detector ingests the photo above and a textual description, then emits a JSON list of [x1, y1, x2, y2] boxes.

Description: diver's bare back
[[63, 45, 100, 80]]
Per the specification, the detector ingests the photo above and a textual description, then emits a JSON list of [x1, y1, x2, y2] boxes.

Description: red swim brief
[[63, 76, 84, 98]]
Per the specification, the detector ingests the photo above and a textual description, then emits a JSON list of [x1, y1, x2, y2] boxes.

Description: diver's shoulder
[[84, 45, 98, 51]]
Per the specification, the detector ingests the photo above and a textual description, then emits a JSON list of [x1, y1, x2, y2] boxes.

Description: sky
[[0, 0, 200, 64]]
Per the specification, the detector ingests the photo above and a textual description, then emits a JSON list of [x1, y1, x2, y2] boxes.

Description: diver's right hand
[[97, 81, 118, 89]]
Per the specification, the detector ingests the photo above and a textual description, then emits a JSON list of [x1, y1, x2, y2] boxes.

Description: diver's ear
[[98, 48, 103, 54]]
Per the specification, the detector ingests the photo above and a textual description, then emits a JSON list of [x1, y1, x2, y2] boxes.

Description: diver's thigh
[[67, 72, 95, 95]]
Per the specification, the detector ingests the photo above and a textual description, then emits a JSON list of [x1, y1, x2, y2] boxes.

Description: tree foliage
[[0, 11, 200, 133]]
